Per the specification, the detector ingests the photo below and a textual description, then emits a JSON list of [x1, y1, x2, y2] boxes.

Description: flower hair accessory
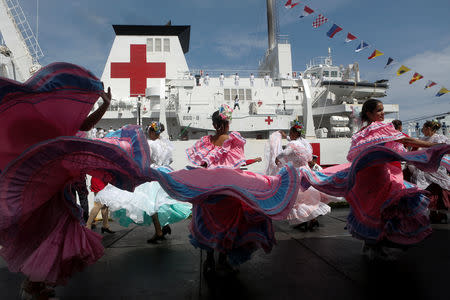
[[291, 120, 305, 135], [431, 119, 440, 126], [218, 104, 233, 121], [149, 121, 162, 134]]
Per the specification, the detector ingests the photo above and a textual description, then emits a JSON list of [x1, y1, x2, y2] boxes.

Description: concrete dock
[[1, 208, 448, 299]]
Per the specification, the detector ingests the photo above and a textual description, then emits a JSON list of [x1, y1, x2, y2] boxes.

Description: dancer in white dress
[[265, 120, 333, 230], [95, 122, 192, 243], [407, 120, 450, 223]]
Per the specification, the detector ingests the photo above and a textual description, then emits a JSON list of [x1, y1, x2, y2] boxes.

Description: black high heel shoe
[[101, 227, 115, 234], [308, 219, 319, 231], [20, 280, 56, 300], [147, 234, 166, 244], [162, 225, 172, 236], [294, 222, 308, 231]]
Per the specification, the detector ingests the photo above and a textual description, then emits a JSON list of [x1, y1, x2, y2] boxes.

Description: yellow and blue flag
[[436, 87, 450, 97], [396, 65, 411, 76]]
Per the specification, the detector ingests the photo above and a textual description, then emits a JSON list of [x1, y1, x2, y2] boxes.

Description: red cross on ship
[[111, 44, 166, 97]]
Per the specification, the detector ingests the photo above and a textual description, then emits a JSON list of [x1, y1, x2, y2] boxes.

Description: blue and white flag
[[355, 41, 369, 52]]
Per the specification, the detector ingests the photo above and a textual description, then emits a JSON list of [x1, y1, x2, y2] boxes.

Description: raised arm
[[79, 87, 111, 131], [398, 136, 437, 148]]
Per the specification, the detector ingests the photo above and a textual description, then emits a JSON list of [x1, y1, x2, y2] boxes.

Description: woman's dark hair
[[289, 127, 302, 139], [212, 110, 229, 133], [424, 120, 441, 132], [392, 120, 402, 130], [360, 99, 382, 123]]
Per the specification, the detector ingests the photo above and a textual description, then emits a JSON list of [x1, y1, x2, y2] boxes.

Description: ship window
[[245, 89, 252, 100], [163, 38, 170, 52], [147, 38, 153, 52], [155, 38, 162, 52], [331, 71, 338, 77], [231, 89, 238, 100], [323, 70, 329, 77], [224, 89, 231, 101], [239, 89, 245, 100]]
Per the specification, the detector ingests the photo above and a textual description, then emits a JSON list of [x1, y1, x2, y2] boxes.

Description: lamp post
[[137, 95, 142, 126]]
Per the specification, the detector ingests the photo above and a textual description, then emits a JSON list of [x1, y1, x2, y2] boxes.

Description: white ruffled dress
[[264, 132, 333, 223], [408, 134, 450, 190], [96, 137, 192, 227]]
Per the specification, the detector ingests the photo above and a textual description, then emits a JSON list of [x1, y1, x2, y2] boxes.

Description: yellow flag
[[396, 65, 411, 76], [436, 87, 450, 97], [368, 49, 384, 60]]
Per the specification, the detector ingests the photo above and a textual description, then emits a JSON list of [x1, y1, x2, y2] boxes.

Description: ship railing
[[306, 56, 332, 70], [104, 104, 135, 112], [186, 69, 271, 78]]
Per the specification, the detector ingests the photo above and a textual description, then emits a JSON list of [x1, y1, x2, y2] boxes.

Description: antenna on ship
[[326, 47, 332, 66]]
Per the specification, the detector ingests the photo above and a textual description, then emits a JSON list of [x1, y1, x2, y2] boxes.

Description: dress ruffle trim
[[188, 195, 276, 265], [299, 144, 450, 197], [287, 201, 331, 224], [150, 163, 300, 220], [0, 126, 150, 284], [347, 122, 404, 162], [186, 131, 246, 168], [347, 186, 432, 245]]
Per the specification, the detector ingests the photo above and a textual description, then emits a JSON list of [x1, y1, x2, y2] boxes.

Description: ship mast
[[266, 0, 275, 50]]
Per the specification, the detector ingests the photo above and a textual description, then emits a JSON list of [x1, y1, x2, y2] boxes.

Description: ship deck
[[1, 208, 448, 299]]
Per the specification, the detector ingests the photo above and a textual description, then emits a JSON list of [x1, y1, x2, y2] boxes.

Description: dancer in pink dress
[[298, 99, 450, 259], [184, 104, 293, 275], [0, 63, 152, 299]]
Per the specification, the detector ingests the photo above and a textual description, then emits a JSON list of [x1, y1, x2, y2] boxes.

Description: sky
[[8, 0, 450, 122]]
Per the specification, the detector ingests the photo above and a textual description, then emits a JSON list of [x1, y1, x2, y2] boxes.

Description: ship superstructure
[[0, 0, 400, 166], [98, 26, 398, 138]]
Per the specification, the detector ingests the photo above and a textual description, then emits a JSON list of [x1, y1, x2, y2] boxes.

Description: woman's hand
[[100, 87, 112, 106], [279, 130, 287, 139], [79, 87, 112, 131]]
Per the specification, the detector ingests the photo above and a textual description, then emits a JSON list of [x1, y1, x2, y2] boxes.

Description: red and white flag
[[299, 5, 314, 18], [424, 80, 437, 89], [285, 0, 300, 9], [312, 14, 328, 28], [345, 32, 357, 43]]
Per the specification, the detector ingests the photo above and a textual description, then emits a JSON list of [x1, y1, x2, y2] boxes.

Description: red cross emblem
[[265, 116, 273, 125], [111, 44, 166, 97]]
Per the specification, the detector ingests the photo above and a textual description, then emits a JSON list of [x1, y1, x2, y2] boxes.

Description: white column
[[158, 78, 168, 138], [301, 78, 316, 138]]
